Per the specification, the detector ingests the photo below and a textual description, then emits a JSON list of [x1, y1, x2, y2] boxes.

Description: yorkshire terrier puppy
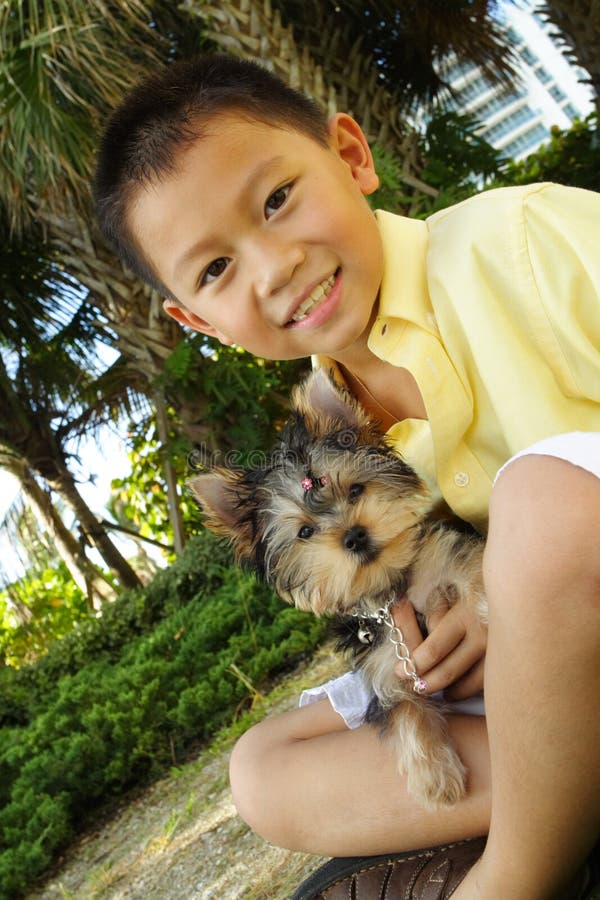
[[189, 369, 487, 808]]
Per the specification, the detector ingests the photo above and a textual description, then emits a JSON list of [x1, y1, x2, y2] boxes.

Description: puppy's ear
[[292, 368, 369, 433], [188, 469, 251, 545]]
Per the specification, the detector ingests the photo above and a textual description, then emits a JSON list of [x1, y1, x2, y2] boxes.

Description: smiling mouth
[[287, 271, 337, 324]]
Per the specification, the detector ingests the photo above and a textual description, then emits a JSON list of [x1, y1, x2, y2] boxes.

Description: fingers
[[394, 603, 487, 697], [423, 601, 450, 633], [411, 633, 484, 696], [389, 597, 424, 652], [411, 605, 464, 675], [444, 657, 485, 700]]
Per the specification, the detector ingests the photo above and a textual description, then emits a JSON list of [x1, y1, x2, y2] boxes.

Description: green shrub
[[497, 112, 600, 193], [0, 531, 327, 897], [0, 533, 234, 728]]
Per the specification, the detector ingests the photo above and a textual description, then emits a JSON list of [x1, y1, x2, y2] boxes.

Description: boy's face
[[128, 112, 383, 361]]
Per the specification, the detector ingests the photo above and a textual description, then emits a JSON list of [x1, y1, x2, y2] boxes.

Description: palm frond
[[0, 207, 93, 348], [0, 0, 165, 230], [55, 357, 151, 445], [273, 0, 519, 110]]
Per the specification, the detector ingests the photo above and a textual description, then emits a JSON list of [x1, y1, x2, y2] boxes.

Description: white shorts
[[300, 432, 600, 729]]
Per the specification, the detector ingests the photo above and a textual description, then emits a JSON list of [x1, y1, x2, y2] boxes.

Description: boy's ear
[[163, 299, 234, 346], [327, 113, 379, 196]]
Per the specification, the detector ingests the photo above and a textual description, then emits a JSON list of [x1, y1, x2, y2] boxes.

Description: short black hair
[[93, 54, 329, 296]]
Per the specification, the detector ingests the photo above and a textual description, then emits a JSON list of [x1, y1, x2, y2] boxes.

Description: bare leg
[[230, 697, 490, 856], [453, 457, 600, 900]]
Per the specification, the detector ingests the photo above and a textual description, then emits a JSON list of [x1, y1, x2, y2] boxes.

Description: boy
[[94, 55, 600, 898]]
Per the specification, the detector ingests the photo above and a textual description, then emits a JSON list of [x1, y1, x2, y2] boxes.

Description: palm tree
[[0, 348, 142, 593], [0, 214, 142, 596], [271, 0, 519, 109], [0, 342, 142, 591], [0, 0, 165, 231], [0, 455, 115, 608], [1, 3, 295, 553], [0, 2, 212, 557], [0, 2, 186, 374]]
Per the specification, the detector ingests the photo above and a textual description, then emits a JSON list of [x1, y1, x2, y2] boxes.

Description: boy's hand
[[391, 600, 487, 700]]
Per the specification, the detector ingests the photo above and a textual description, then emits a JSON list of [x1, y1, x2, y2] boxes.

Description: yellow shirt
[[322, 183, 600, 532]]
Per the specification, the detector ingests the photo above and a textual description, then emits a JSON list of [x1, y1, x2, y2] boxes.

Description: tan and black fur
[[189, 369, 487, 808]]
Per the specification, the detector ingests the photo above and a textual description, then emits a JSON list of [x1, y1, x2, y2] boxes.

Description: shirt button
[[454, 471, 470, 487], [381, 323, 388, 336]]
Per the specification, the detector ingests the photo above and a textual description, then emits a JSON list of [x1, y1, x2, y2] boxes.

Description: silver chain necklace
[[352, 601, 428, 694]]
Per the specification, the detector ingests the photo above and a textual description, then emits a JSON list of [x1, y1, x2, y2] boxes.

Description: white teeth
[[290, 274, 335, 322]]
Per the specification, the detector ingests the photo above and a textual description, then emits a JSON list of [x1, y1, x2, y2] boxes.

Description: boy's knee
[[485, 454, 600, 608], [229, 722, 270, 834], [229, 719, 295, 846]]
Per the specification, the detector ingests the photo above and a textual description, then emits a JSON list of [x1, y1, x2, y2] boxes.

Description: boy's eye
[[348, 483, 364, 502], [201, 257, 229, 286], [265, 184, 291, 218], [298, 524, 315, 540]]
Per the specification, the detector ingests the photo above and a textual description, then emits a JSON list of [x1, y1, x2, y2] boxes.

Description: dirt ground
[[25, 646, 345, 900]]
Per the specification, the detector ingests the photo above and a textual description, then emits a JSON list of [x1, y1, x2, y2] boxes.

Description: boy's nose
[[251, 239, 305, 299]]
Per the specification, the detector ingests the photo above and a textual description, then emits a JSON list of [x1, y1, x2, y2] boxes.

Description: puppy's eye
[[348, 483, 364, 502], [298, 525, 315, 540]]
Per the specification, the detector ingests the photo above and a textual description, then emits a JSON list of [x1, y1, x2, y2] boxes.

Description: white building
[[439, 0, 595, 160]]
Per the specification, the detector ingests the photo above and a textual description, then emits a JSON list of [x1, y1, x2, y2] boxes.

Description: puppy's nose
[[343, 525, 370, 554]]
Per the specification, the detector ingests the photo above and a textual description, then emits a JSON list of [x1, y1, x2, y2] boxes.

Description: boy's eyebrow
[[172, 154, 286, 282]]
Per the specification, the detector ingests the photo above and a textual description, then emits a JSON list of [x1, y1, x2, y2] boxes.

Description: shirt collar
[[370, 210, 438, 341]]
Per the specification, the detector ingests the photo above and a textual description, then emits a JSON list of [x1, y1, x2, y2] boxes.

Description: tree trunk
[[154, 392, 187, 554], [45, 468, 142, 591], [17, 462, 115, 609], [0, 353, 142, 592]]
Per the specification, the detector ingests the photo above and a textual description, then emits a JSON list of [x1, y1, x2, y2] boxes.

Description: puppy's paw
[[389, 699, 468, 809], [419, 760, 467, 809]]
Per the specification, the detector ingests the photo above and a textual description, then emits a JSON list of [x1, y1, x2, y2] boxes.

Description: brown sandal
[[290, 836, 486, 899], [291, 836, 600, 900]]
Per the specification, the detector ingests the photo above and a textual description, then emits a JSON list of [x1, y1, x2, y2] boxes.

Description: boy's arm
[[392, 601, 487, 699]]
